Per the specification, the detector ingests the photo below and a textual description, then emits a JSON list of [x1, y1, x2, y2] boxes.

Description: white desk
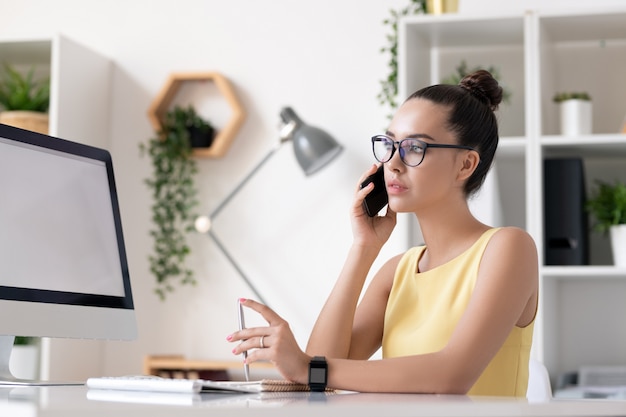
[[2, 385, 626, 417]]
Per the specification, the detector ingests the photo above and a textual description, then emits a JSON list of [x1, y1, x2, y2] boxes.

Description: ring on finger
[[260, 335, 265, 349]]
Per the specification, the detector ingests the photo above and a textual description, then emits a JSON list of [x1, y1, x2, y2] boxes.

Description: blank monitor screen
[[0, 123, 136, 383]]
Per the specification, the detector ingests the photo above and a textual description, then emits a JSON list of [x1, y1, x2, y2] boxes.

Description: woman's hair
[[406, 70, 502, 196]]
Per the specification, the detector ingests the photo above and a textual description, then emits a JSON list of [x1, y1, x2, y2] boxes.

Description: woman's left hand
[[227, 298, 311, 384]]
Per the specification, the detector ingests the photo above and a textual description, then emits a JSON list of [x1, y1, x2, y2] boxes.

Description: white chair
[[527, 358, 553, 402]]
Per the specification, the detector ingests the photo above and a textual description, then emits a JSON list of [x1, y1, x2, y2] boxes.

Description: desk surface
[[2, 385, 626, 417]]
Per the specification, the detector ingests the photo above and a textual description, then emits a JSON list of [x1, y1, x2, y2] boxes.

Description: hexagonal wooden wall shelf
[[147, 71, 245, 158]]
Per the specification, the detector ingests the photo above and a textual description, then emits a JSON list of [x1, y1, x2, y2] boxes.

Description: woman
[[228, 70, 538, 396]]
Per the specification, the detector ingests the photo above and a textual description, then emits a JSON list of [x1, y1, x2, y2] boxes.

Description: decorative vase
[[188, 125, 215, 148], [0, 110, 49, 135], [609, 224, 626, 267], [427, 0, 458, 14], [559, 99, 592, 136], [9, 345, 39, 380]]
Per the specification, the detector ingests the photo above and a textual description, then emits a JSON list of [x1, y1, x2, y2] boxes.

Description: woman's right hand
[[352, 164, 397, 249]]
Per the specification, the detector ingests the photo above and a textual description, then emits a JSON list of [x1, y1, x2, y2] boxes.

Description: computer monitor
[[0, 123, 137, 385]]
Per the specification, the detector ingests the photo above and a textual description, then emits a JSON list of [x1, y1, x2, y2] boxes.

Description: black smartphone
[[360, 165, 388, 217]]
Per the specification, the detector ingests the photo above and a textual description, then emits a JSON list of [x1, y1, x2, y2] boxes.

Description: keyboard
[[86, 376, 263, 394], [86, 376, 203, 393]]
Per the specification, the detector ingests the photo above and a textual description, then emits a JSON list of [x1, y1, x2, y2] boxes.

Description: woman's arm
[[304, 243, 380, 358], [306, 250, 401, 359], [230, 228, 537, 393], [305, 164, 397, 358], [320, 227, 539, 393]]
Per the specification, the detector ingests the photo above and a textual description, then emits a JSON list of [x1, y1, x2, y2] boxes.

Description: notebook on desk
[[203, 379, 312, 393]]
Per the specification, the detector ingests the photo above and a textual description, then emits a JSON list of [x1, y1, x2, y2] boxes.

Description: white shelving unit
[[0, 34, 113, 381], [0, 34, 112, 148], [399, 8, 626, 388]]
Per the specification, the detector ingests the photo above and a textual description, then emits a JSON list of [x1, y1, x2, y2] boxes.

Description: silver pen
[[237, 299, 250, 381]]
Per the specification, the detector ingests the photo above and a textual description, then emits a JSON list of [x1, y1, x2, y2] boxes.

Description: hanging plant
[[378, 0, 426, 121], [140, 106, 212, 300]]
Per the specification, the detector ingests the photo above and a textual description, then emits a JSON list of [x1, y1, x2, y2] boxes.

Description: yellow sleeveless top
[[382, 228, 534, 396]]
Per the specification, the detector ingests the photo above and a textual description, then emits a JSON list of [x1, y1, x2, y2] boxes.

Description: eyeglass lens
[[372, 136, 425, 167]]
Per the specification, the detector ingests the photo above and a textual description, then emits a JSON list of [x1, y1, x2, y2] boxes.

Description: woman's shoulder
[[484, 226, 538, 269], [490, 226, 536, 248]]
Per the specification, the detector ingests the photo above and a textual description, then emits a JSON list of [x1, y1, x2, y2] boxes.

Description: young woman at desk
[[228, 70, 538, 396]]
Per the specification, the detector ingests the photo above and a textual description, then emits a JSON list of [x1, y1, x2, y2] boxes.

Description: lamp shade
[[279, 107, 343, 176]]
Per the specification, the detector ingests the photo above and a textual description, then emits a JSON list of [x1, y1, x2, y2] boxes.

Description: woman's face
[[383, 98, 468, 214]]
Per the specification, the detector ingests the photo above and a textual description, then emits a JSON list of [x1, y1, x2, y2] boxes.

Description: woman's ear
[[457, 150, 480, 181]]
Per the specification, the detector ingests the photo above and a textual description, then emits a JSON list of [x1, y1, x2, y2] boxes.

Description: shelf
[[402, 14, 524, 47], [541, 266, 626, 280], [0, 39, 51, 64], [144, 355, 274, 381], [537, 9, 626, 43], [537, 10, 626, 137], [147, 71, 246, 158], [0, 35, 113, 382], [401, 8, 626, 387], [541, 134, 626, 157], [400, 14, 527, 138]]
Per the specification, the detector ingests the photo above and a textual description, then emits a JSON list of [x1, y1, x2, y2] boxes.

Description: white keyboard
[[86, 376, 203, 394], [86, 376, 263, 394]]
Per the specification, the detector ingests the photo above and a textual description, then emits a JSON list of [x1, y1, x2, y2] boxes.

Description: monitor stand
[[0, 336, 82, 386]]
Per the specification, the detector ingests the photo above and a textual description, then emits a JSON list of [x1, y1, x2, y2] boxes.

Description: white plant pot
[[560, 100, 592, 136], [9, 345, 39, 380], [610, 225, 626, 267]]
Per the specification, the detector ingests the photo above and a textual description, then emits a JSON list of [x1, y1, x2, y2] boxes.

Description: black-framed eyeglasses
[[371, 134, 478, 167]]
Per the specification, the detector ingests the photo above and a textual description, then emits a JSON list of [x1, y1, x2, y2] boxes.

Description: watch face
[[310, 367, 326, 384]]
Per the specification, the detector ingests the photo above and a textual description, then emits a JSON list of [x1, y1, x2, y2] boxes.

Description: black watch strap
[[308, 356, 328, 392]]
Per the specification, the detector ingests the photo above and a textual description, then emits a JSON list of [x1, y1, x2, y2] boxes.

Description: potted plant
[[553, 91, 592, 136], [140, 106, 211, 300], [172, 105, 216, 149], [441, 60, 512, 104], [586, 179, 626, 266], [10, 336, 40, 379], [0, 63, 50, 134]]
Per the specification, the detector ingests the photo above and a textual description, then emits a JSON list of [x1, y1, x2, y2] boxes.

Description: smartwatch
[[308, 356, 328, 392]]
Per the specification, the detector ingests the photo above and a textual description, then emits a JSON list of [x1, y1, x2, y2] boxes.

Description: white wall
[[1, 0, 623, 379]]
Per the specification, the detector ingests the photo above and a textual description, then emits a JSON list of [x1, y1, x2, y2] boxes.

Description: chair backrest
[[527, 358, 552, 402]]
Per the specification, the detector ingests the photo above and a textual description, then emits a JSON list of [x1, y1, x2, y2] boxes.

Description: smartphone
[[360, 165, 388, 217]]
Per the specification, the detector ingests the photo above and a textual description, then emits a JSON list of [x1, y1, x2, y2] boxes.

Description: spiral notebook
[[203, 379, 332, 393]]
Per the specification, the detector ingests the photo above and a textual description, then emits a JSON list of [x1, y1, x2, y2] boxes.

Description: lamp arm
[[209, 143, 282, 220], [207, 229, 267, 305], [204, 142, 285, 306], [198, 110, 340, 307]]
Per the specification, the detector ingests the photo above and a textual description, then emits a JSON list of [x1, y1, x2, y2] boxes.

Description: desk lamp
[[194, 107, 343, 304]]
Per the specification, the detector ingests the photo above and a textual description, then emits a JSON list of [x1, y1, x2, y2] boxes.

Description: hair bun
[[459, 69, 503, 111]]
